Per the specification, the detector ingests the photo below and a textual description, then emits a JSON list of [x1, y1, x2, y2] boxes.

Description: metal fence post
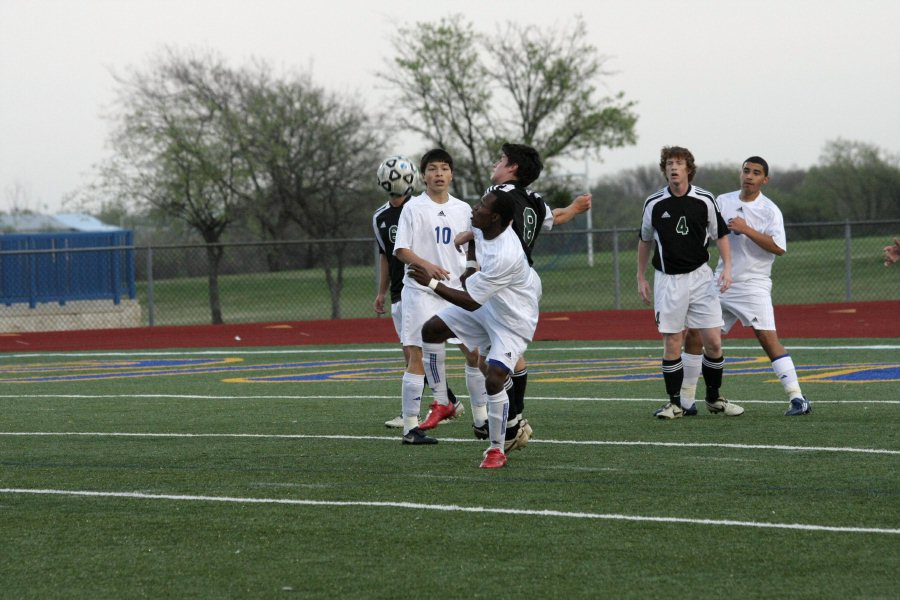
[[844, 220, 852, 301], [612, 227, 621, 309], [146, 245, 155, 326]]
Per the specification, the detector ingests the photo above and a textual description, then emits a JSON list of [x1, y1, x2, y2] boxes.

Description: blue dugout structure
[[0, 231, 136, 308]]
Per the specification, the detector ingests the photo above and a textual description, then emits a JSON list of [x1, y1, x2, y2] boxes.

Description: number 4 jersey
[[393, 192, 473, 292], [639, 185, 729, 274]]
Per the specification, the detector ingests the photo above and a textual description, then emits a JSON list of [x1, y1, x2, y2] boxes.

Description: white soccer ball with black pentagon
[[376, 155, 418, 197]]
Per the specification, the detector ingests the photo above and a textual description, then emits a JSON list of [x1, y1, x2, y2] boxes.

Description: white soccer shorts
[[653, 264, 724, 334], [399, 286, 462, 347], [390, 300, 403, 340], [436, 304, 527, 373], [716, 279, 777, 333]]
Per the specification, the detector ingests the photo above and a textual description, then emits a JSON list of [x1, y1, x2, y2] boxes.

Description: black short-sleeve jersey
[[372, 198, 409, 303], [639, 185, 729, 274], [493, 182, 549, 266]]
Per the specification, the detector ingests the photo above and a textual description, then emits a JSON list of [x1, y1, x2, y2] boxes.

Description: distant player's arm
[[374, 253, 390, 314], [552, 193, 592, 226], [636, 239, 653, 305], [727, 216, 785, 255], [715, 235, 732, 292], [408, 264, 481, 311]]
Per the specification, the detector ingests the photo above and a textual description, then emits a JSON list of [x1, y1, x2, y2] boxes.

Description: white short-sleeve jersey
[[714, 191, 787, 282], [465, 225, 542, 340], [393, 192, 472, 291]]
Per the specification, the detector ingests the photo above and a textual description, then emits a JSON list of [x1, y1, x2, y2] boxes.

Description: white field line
[[3, 344, 898, 359], [1, 431, 897, 455], [0, 487, 896, 535], [1, 394, 897, 405]]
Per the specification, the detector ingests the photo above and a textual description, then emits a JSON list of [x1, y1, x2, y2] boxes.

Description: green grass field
[[1, 339, 897, 598], [136, 234, 897, 325]]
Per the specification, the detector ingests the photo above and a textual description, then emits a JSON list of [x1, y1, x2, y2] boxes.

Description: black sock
[[702, 354, 725, 401], [662, 358, 683, 405]]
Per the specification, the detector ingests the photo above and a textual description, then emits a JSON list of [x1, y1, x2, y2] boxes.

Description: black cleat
[[402, 427, 438, 445]]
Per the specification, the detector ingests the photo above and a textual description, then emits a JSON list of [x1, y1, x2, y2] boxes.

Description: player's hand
[[727, 216, 749, 235], [454, 231, 474, 252], [407, 264, 431, 286], [572, 193, 592, 214], [637, 278, 651, 305], [374, 294, 385, 315], [718, 269, 732, 293]]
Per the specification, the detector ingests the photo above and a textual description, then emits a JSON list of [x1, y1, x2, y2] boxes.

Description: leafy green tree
[[383, 15, 637, 196], [796, 140, 900, 221]]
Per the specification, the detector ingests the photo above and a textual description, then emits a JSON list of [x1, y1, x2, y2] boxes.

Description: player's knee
[[421, 316, 450, 343]]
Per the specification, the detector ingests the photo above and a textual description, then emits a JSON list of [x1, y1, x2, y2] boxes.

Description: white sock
[[772, 354, 803, 399], [465, 364, 488, 425], [487, 387, 509, 451], [401, 372, 425, 434], [680, 352, 702, 408], [422, 342, 449, 405]]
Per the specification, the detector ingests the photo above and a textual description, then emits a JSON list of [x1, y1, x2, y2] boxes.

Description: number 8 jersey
[[393, 191, 473, 292]]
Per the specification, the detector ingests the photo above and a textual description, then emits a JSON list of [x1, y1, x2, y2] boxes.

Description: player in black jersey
[[637, 146, 743, 419], [457, 143, 591, 450]]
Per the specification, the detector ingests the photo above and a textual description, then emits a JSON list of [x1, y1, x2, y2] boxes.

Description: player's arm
[[727, 217, 785, 255], [715, 235, 732, 292], [551, 193, 592, 226], [636, 239, 653, 305], [374, 253, 390, 314], [408, 264, 481, 311], [394, 248, 450, 281]]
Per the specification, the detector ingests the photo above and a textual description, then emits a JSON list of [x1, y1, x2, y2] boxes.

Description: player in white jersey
[[679, 156, 811, 416], [410, 186, 542, 468], [393, 149, 483, 444]]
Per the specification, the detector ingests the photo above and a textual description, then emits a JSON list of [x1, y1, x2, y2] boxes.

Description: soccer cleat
[[784, 396, 812, 416], [384, 415, 404, 428], [402, 427, 437, 445], [472, 422, 489, 440], [706, 397, 744, 416], [419, 401, 458, 430], [655, 402, 685, 419], [683, 404, 698, 416], [479, 448, 507, 469], [440, 400, 465, 424], [505, 419, 533, 452]]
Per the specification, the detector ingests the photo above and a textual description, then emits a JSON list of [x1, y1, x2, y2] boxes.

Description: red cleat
[[479, 448, 507, 469], [419, 401, 457, 430]]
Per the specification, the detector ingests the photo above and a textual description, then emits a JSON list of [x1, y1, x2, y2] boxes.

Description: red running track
[[1, 301, 897, 353]]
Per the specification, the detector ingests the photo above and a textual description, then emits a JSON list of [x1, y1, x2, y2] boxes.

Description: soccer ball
[[376, 155, 418, 197]]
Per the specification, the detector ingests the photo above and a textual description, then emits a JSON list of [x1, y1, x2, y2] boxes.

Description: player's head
[[659, 146, 697, 182], [420, 148, 454, 174], [740, 156, 770, 198], [476, 185, 516, 232], [743, 156, 769, 177], [494, 143, 543, 187]]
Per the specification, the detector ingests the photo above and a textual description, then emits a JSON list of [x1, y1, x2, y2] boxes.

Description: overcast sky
[[1, 0, 898, 213]]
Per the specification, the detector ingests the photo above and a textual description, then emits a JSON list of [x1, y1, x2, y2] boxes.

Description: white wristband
[[428, 279, 439, 290], [466, 260, 478, 269]]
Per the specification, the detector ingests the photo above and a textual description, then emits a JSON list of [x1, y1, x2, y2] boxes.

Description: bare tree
[[383, 15, 637, 195]]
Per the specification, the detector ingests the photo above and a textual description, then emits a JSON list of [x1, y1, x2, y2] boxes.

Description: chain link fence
[[1, 220, 897, 331]]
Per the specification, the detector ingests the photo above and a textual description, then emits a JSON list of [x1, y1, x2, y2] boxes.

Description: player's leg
[[398, 289, 436, 444], [653, 272, 689, 419], [754, 328, 811, 416], [385, 300, 407, 428], [419, 316, 461, 430], [677, 328, 702, 415], [687, 265, 742, 416], [479, 360, 511, 469]]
